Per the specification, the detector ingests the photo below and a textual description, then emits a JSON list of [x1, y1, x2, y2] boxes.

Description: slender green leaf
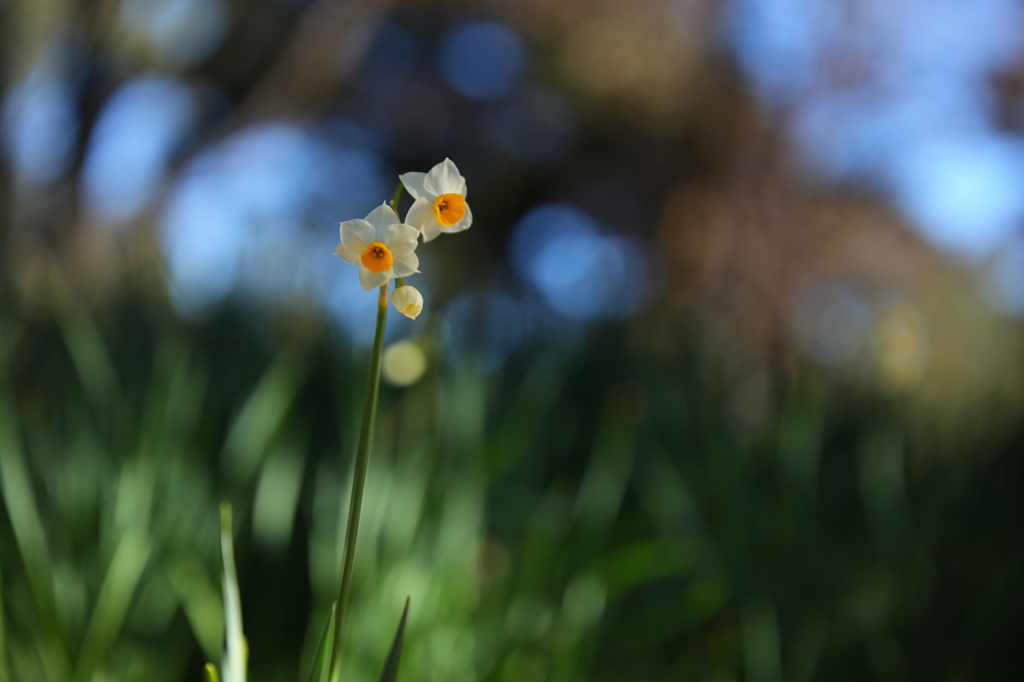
[[203, 663, 221, 682], [56, 298, 118, 407], [73, 529, 153, 682], [221, 349, 307, 482], [788, 614, 829, 682], [0, 391, 57, 629], [252, 435, 306, 551], [0, 559, 8, 682], [220, 503, 246, 682], [742, 598, 783, 682], [166, 557, 224, 662], [378, 598, 410, 682], [306, 602, 336, 682]]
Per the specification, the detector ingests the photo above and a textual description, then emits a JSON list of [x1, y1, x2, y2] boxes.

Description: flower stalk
[[391, 182, 405, 213], [329, 280, 389, 680], [325, 165, 467, 679]]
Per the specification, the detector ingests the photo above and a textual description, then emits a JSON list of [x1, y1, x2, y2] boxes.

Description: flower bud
[[391, 285, 424, 319]]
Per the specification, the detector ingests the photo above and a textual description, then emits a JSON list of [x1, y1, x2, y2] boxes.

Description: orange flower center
[[360, 242, 393, 273], [433, 193, 467, 226]]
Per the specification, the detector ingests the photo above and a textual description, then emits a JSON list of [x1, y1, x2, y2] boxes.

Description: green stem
[[391, 183, 404, 214], [329, 282, 389, 681], [392, 184, 408, 292]]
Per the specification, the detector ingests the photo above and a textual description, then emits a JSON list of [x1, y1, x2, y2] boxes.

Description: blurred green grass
[[1, 286, 1022, 682]]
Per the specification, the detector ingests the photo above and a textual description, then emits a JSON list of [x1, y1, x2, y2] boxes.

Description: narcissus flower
[[391, 285, 424, 319], [334, 204, 420, 291], [400, 158, 473, 242]]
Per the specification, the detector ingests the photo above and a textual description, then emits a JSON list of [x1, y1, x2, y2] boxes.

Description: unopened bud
[[391, 285, 424, 319]]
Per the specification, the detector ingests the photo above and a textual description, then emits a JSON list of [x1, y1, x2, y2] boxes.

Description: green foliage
[[305, 602, 335, 682], [218, 503, 247, 682], [0, 293, 1022, 682], [377, 599, 409, 682], [0, 307, 224, 681]]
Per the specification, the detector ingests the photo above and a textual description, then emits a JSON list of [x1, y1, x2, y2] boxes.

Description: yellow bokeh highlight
[[874, 303, 929, 390], [382, 340, 427, 387]]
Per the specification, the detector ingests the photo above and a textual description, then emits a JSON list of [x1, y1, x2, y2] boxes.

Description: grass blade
[[0, 559, 8, 682], [56, 298, 118, 408], [378, 598, 410, 682], [73, 529, 153, 682], [166, 557, 225, 662], [203, 663, 221, 682], [306, 602, 336, 682], [221, 349, 307, 482], [0, 391, 58, 632], [220, 503, 246, 682]]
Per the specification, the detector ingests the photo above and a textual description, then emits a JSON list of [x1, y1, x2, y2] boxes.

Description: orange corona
[[360, 242, 394, 273], [433, 193, 467, 226]]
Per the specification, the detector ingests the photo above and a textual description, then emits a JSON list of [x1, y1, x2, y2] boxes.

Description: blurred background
[[1, 0, 1023, 680]]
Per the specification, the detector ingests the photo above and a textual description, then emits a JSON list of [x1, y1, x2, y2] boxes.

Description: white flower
[[391, 285, 424, 319], [399, 158, 473, 242], [334, 204, 420, 291]]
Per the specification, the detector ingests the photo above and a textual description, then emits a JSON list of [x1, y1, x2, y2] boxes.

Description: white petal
[[389, 237, 418, 256], [398, 172, 431, 201], [392, 250, 419, 277], [381, 223, 420, 252], [423, 158, 467, 197], [340, 219, 374, 249], [405, 197, 435, 233], [334, 241, 363, 266], [440, 201, 473, 234], [420, 219, 443, 242], [364, 203, 401, 236], [358, 266, 391, 291]]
